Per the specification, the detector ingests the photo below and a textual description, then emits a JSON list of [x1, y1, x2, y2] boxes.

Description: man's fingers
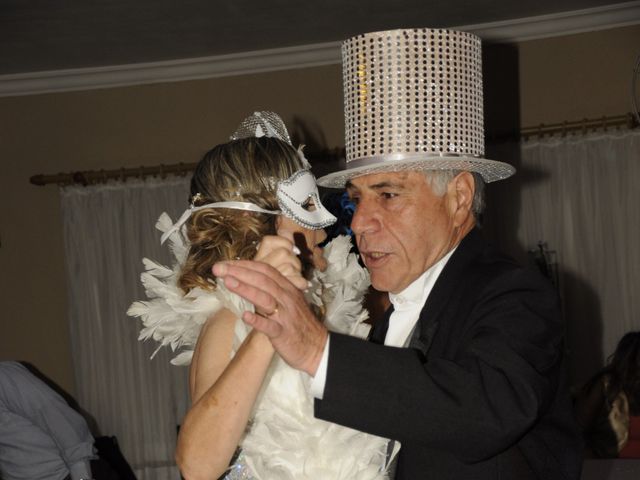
[[214, 260, 298, 294], [253, 253, 307, 291], [219, 273, 279, 313], [215, 259, 277, 280], [242, 311, 283, 338]]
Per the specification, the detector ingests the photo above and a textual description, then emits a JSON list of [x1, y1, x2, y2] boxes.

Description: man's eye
[[382, 192, 397, 199], [349, 196, 360, 206]]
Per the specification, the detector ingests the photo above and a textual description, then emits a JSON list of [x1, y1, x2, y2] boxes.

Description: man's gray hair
[[424, 170, 485, 220]]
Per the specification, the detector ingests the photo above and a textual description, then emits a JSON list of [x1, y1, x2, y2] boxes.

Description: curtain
[[485, 130, 640, 388], [60, 177, 191, 480]]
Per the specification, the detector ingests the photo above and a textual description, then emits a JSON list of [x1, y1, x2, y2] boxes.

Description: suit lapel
[[366, 228, 486, 353], [408, 228, 485, 355], [407, 316, 438, 358]]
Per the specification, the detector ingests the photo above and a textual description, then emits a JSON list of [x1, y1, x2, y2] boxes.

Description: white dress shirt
[[311, 248, 455, 398]]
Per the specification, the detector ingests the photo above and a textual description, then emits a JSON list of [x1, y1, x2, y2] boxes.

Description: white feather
[[128, 226, 395, 478]]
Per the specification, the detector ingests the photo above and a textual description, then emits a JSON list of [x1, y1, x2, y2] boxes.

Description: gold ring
[[267, 307, 279, 316]]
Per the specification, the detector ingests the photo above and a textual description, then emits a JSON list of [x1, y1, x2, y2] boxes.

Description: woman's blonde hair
[[178, 136, 304, 293]]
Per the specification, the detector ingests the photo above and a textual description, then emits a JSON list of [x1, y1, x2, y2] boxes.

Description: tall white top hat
[[317, 28, 516, 188]]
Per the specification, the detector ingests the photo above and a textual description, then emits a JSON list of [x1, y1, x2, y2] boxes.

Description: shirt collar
[[389, 247, 457, 312]]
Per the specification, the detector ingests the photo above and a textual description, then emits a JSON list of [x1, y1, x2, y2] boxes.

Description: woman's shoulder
[[128, 255, 252, 367]]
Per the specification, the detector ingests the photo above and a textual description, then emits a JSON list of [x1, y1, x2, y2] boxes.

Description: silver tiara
[[230, 111, 293, 145]]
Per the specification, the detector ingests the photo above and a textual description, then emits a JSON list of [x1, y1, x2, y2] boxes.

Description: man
[[0, 361, 95, 480], [214, 28, 583, 479]]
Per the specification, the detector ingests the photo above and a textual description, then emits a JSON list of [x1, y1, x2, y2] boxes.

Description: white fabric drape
[[60, 177, 191, 480], [486, 130, 640, 388]]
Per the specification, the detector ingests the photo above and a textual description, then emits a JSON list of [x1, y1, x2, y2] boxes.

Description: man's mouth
[[362, 251, 389, 265]]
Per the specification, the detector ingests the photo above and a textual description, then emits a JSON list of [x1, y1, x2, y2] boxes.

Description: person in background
[[212, 28, 583, 479], [575, 331, 640, 458], [0, 361, 95, 480], [129, 111, 393, 479]]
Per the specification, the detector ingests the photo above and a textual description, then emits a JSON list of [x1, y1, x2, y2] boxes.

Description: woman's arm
[[176, 308, 274, 480], [176, 233, 305, 480]]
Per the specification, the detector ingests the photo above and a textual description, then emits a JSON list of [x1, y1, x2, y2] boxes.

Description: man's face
[[347, 170, 472, 294]]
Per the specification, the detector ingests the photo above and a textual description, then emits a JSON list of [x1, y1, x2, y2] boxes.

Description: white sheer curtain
[[60, 177, 191, 480], [486, 130, 640, 388]]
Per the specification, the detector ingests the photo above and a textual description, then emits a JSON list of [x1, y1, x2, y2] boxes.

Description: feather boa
[[128, 214, 391, 479]]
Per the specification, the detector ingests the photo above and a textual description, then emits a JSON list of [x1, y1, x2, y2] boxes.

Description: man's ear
[[450, 171, 475, 226]]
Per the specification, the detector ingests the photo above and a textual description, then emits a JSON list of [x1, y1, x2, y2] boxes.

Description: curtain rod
[[520, 112, 638, 138], [30, 162, 197, 187], [29, 149, 345, 187], [30, 114, 638, 186], [488, 112, 638, 142]]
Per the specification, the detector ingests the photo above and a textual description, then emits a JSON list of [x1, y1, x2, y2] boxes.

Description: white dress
[[128, 213, 391, 480]]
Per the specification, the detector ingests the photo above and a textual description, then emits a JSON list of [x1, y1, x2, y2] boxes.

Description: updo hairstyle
[[178, 136, 304, 293]]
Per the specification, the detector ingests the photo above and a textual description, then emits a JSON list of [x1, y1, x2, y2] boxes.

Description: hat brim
[[316, 155, 515, 188]]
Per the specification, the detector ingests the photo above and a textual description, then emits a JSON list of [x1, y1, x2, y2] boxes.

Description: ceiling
[[0, 0, 635, 76]]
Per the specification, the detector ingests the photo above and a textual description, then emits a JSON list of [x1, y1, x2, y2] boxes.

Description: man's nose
[[351, 199, 379, 236]]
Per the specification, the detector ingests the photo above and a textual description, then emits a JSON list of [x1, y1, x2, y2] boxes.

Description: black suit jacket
[[315, 228, 583, 479]]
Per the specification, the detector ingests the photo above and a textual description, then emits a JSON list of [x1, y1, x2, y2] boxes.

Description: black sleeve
[[315, 269, 564, 463]]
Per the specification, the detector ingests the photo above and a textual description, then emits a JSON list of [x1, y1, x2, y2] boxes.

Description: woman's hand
[[212, 260, 327, 376], [253, 230, 309, 292]]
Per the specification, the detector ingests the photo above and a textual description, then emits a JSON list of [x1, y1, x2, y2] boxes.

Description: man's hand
[[213, 260, 327, 376]]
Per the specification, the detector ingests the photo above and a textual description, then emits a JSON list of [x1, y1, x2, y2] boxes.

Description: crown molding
[[1, 1, 639, 97], [461, 0, 640, 42], [0, 42, 342, 98]]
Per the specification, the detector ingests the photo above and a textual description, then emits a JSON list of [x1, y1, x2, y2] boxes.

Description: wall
[[0, 66, 343, 394], [518, 25, 638, 126], [0, 24, 638, 395]]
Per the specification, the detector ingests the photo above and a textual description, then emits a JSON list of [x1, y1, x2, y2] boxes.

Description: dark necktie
[[367, 306, 398, 473], [368, 306, 393, 344]]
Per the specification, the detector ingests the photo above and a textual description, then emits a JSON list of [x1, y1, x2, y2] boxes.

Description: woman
[[575, 331, 640, 458], [128, 112, 392, 479]]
